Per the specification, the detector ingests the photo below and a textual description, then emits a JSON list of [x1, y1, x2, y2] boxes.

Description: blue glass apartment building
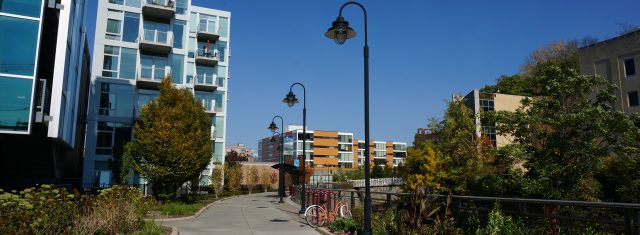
[[0, 0, 91, 188], [83, 0, 231, 187]]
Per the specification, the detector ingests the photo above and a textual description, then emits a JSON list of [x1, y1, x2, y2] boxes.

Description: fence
[[293, 185, 640, 234]]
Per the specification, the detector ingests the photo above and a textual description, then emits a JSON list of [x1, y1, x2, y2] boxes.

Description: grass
[[132, 220, 171, 235], [154, 201, 208, 216]]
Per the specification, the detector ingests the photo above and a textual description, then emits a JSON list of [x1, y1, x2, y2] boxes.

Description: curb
[[153, 196, 230, 222], [315, 227, 334, 235], [169, 226, 178, 235]]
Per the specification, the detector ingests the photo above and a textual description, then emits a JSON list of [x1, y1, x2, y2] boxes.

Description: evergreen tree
[[124, 78, 212, 200]]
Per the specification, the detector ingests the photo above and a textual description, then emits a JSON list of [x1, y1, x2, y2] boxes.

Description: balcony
[[137, 65, 171, 89], [201, 99, 217, 114], [193, 72, 217, 91], [142, 0, 175, 19], [138, 29, 173, 54], [195, 49, 219, 66], [197, 23, 220, 42]]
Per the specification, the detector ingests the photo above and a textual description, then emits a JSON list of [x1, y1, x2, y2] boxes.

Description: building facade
[[83, 0, 231, 187], [462, 89, 525, 147], [0, 0, 91, 189], [226, 143, 255, 161], [258, 125, 407, 183], [578, 29, 640, 115]]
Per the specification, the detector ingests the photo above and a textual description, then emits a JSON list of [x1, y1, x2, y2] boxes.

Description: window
[[375, 143, 386, 150], [196, 65, 216, 86], [214, 91, 225, 112], [339, 135, 353, 143], [98, 83, 134, 117], [137, 90, 158, 115], [95, 121, 131, 155], [186, 62, 195, 84], [629, 91, 639, 107], [625, 58, 636, 77], [102, 46, 119, 78], [0, 76, 32, 132], [196, 91, 215, 112], [214, 116, 224, 138], [188, 36, 196, 58], [108, 0, 124, 5], [125, 0, 140, 8], [122, 12, 139, 43], [217, 66, 226, 87], [120, 48, 137, 80], [105, 19, 121, 40], [171, 54, 184, 84], [176, 0, 187, 14], [217, 41, 227, 62], [0, 16, 39, 76], [173, 20, 186, 49], [189, 13, 197, 33], [140, 55, 168, 81], [142, 21, 169, 44], [93, 161, 112, 187], [0, 0, 42, 18], [339, 162, 353, 169], [219, 17, 229, 38], [213, 143, 223, 162]]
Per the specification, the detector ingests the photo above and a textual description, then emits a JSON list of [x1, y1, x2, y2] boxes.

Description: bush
[[0, 185, 156, 235], [0, 185, 77, 235]]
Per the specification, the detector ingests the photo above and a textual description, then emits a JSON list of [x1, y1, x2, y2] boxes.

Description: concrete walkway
[[158, 192, 320, 235]]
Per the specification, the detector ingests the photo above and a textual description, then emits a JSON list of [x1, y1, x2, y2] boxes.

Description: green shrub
[[329, 218, 359, 234], [0, 185, 156, 235], [476, 203, 527, 235], [0, 185, 78, 235]]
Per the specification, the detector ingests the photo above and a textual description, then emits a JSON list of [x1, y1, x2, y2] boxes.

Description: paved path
[[158, 192, 320, 235]]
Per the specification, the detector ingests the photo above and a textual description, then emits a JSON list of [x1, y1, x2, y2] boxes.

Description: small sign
[[294, 159, 299, 167]]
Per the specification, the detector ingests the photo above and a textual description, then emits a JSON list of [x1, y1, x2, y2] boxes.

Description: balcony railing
[[196, 23, 221, 41], [142, 0, 175, 18], [137, 65, 171, 88], [195, 48, 219, 66], [193, 72, 217, 91], [139, 29, 173, 54], [200, 99, 217, 113]]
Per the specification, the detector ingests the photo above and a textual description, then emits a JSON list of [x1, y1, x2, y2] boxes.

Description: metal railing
[[144, 0, 175, 9], [292, 186, 640, 234], [200, 99, 216, 112], [138, 65, 171, 82], [194, 72, 217, 86], [195, 48, 219, 61], [139, 29, 173, 46], [196, 23, 222, 36], [349, 177, 403, 187]]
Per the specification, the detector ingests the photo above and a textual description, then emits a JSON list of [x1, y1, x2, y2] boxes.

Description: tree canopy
[[124, 78, 212, 199]]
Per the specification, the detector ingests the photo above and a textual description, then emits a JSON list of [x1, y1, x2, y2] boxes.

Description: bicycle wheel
[[339, 205, 352, 219], [304, 205, 326, 227]]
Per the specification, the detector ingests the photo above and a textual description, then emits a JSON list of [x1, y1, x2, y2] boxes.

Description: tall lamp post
[[282, 82, 306, 214], [325, 2, 372, 234], [268, 116, 285, 203]]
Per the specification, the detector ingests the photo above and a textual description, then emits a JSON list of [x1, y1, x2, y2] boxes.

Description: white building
[[82, 0, 231, 187]]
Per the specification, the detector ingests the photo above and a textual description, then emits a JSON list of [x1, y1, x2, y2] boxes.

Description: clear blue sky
[[86, 0, 640, 150]]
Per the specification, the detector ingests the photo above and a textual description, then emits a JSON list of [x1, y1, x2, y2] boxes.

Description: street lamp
[[268, 115, 285, 203], [325, 2, 373, 234], [283, 82, 306, 214]]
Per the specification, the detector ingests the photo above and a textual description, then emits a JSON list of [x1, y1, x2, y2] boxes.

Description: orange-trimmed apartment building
[[258, 125, 407, 182]]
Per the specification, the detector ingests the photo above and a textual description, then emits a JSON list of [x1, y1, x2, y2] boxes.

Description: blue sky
[[86, 0, 640, 150]]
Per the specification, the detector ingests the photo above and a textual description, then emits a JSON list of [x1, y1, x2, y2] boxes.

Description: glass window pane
[[217, 41, 226, 62], [186, 62, 194, 84], [125, 0, 140, 8], [173, 20, 185, 49], [96, 131, 112, 147], [109, 0, 124, 5], [0, 76, 32, 132], [122, 12, 139, 43], [0, 0, 42, 18], [171, 54, 184, 84], [106, 19, 121, 40], [103, 55, 118, 71], [120, 48, 137, 80], [219, 17, 228, 38], [189, 13, 197, 32], [0, 16, 39, 77], [214, 91, 224, 111], [176, 0, 187, 14]]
